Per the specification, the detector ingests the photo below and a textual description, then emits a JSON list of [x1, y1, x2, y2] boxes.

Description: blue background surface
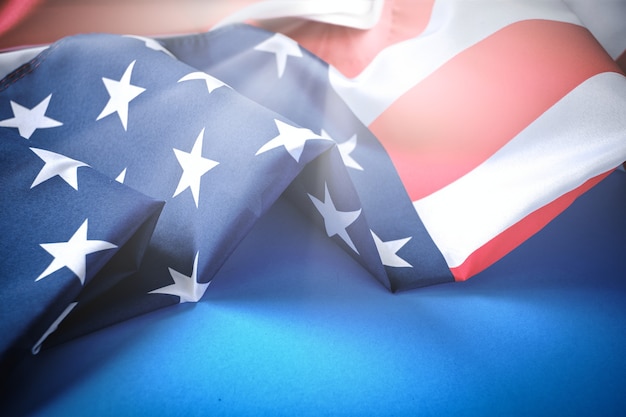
[[3, 171, 626, 416]]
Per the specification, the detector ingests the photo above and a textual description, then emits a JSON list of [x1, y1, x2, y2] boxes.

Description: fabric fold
[[161, 24, 454, 291], [0, 131, 164, 374]]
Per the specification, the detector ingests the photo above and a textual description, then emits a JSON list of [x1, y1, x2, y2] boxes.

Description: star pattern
[[36, 219, 117, 285], [0, 30, 454, 364], [30, 148, 89, 190], [0, 94, 63, 139], [149, 252, 209, 303], [254, 33, 303, 78], [96, 60, 146, 131], [371, 230, 413, 268], [173, 128, 219, 208], [308, 182, 361, 253], [321, 129, 363, 171], [256, 119, 329, 163], [178, 72, 230, 93]]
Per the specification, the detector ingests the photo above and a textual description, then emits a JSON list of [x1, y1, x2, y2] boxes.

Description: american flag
[[253, 0, 626, 279], [0, 126, 164, 372], [0, 32, 391, 372], [1, 0, 626, 374]]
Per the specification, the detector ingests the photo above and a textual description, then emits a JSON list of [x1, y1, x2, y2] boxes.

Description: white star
[[0, 94, 62, 139], [149, 252, 210, 303], [36, 219, 117, 285], [178, 72, 230, 93], [30, 148, 88, 190], [123, 35, 175, 57], [256, 119, 329, 163], [173, 128, 219, 208], [253, 33, 303, 78], [371, 230, 413, 268], [321, 129, 363, 171], [308, 182, 361, 253], [96, 60, 146, 131]]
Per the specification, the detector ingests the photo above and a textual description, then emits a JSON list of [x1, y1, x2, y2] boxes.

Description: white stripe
[[0, 46, 48, 80], [413, 72, 626, 269], [213, 0, 384, 30], [329, 0, 581, 125]]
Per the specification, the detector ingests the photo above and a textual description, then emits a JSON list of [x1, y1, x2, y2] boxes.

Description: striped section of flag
[[369, 19, 619, 201], [325, 0, 582, 125], [414, 72, 626, 278], [562, 0, 626, 67], [264, 0, 626, 280]]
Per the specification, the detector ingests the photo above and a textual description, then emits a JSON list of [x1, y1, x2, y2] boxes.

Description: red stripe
[[0, 0, 41, 36], [450, 171, 612, 280], [261, 0, 435, 77], [369, 20, 621, 201]]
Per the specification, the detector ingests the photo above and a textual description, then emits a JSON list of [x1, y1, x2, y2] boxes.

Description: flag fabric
[[0, 128, 163, 374], [2, 0, 626, 373], [0, 32, 384, 371], [246, 0, 626, 279], [562, 0, 626, 70], [160, 25, 453, 291]]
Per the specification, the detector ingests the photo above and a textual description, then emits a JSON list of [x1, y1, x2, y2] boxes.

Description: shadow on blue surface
[[3, 171, 626, 416]]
